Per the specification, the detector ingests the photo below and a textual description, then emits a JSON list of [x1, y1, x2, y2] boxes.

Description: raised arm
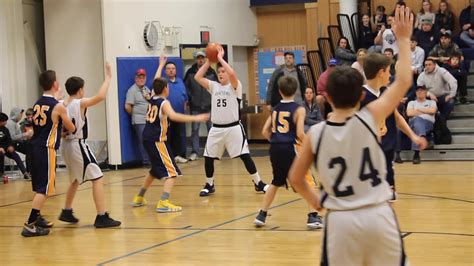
[[81, 63, 112, 108], [194, 59, 211, 91], [374, 25, 385, 45], [368, 6, 414, 123], [216, 46, 238, 89], [155, 54, 167, 79], [161, 101, 209, 123]]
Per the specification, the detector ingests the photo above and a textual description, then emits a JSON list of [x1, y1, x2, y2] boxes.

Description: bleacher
[[300, 12, 474, 162]]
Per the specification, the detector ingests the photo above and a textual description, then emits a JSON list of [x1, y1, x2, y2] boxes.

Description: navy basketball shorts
[[31, 146, 57, 195], [269, 143, 296, 187], [143, 140, 182, 179]]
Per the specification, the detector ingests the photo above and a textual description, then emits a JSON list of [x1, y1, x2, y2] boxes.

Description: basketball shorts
[[294, 142, 317, 188], [322, 202, 408, 266], [269, 143, 296, 187], [61, 139, 103, 183], [143, 140, 182, 179], [31, 146, 57, 195], [204, 123, 250, 159]]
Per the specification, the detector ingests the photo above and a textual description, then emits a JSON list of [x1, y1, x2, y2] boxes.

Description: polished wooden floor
[[0, 149, 473, 265]]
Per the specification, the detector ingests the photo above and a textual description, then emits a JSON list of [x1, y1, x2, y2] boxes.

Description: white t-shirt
[[208, 80, 242, 125], [64, 99, 87, 140], [407, 99, 437, 123], [382, 28, 398, 55]]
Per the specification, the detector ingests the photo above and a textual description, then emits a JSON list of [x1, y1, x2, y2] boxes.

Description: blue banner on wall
[[116, 57, 184, 164]]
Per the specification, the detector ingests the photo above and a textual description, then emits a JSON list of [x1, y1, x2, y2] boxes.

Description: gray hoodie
[[6, 107, 25, 141], [417, 65, 457, 98]]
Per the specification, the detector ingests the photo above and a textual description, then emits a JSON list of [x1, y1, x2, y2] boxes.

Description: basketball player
[[362, 54, 427, 203], [289, 7, 413, 265], [21, 70, 76, 237], [131, 78, 209, 211], [58, 63, 121, 228], [194, 46, 268, 196], [253, 76, 323, 229]]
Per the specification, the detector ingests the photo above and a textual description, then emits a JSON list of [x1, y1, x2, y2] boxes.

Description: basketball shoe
[[156, 199, 182, 213], [58, 209, 79, 224], [253, 180, 269, 193], [199, 183, 215, 197], [253, 210, 267, 227], [131, 195, 147, 207], [21, 221, 50, 237], [306, 212, 323, 229], [94, 212, 121, 228]]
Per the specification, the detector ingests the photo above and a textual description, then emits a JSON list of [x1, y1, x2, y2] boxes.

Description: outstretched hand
[[391, 6, 413, 40], [159, 53, 167, 66], [195, 113, 210, 122]]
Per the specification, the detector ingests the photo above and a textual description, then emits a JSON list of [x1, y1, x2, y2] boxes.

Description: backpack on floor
[[433, 113, 452, 145]]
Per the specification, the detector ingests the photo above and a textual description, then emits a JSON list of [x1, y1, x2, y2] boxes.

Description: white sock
[[206, 177, 214, 186], [251, 172, 261, 184]]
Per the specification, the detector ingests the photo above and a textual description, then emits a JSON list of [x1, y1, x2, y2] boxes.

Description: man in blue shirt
[[156, 55, 188, 163]]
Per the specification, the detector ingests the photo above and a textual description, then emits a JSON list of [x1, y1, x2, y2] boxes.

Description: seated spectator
[[19, 108, 34, 133], [459, 3, 473, 33], [0, 113, 28, 180], [415, 0, 436, 30], [406, 86, 437, 164], [415, 19, 439, 58], [335, 37, 356, 66], [303, 87, 322, 132], [417, 58, 457, 120], [316, 58, 337, 118], [411, 36, 425, 75], [6, 107, 31, 179], [359, 14, 375, 49], [435, 0, 454, 33], [460, 26, 474, 48], [374, 14, 398, 55], [351, 48, 368, 82], [428, 31, 463, 65], [371, 5, 387, 32], [444, 54, 469, 104]]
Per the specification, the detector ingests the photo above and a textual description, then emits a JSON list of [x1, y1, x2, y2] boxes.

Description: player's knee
[[240, 154, 257, 174]]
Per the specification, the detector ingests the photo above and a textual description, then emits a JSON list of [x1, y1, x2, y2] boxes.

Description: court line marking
[[398, 193, 474, 204], [402, 232, 412, 238], [0, 175, 145, 208], [96, 198, 302, 265]]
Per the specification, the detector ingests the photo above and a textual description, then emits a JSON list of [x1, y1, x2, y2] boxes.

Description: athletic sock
[[251, 172, 262, 184], [161, 192, 170, 200], [28, 209, 40, 224], [206, 177, 214, 186], [138, 188, 147, 197]]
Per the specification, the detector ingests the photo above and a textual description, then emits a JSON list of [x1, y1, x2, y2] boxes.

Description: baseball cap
[[136, 68, 146, 76], [328, 58, 338, 66], [421, 18, 433, 25], [0, 112, 8, 122], [194, 50, 206, 58], [440, 30, 452, 38]]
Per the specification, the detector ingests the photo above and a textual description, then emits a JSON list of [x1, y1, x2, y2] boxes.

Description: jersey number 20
[[146, 105, 158, 123], [329, 147, 382, 197]]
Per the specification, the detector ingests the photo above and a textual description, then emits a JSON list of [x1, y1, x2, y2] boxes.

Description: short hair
[[424, 58, 436, 64], [363, 53, 392, 80], [284, 52, 295, 58], [383, 48, 394, 55], [376, 5, 385, 12], [278, 76, 298, 97], [25, 108, 34, 116], [152, 77, 168, 95], [410, 36, 417, 42], [327, 67, 364, 108], [39, 70, 56, 91], [164, 62, 176, 69], [65, 76, 85, 96]]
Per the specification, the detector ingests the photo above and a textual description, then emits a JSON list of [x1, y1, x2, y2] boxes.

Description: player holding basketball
[[289, 6, 413, 265], [58, 63, 121, 228], [194, 46, 268, 196], [21, 70, 76, 237], [131, 77, 209, 211]]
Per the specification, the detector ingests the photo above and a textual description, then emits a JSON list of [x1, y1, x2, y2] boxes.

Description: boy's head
[[415, 85, 428, 100], [375, 5, 385, 15], [449, 54, 461, 66], [25, 108, 34, 120], [216, 62, 230, 84], [327, 66, 364, 109], [277, 76, 298, 98], [152, 77, 169, 96], [0, 113, 8, 127], [65, 76, 85, 97], [383, 48, 394, 58], [363, 53, 392, 83], [410, 36, 418, 49], [39, 70, 59, 92]]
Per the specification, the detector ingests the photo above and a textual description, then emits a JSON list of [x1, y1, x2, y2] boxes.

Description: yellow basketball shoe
[[131, 195, 147, 207], [156, 199, 182, 213]]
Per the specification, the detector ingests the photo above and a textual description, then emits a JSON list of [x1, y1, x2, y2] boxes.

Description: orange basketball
[[205, 43, 222, 63]]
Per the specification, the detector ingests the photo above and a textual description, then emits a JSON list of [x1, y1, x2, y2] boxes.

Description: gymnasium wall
[[44, 0, 106, 141], [101, 0, 258, 165]]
